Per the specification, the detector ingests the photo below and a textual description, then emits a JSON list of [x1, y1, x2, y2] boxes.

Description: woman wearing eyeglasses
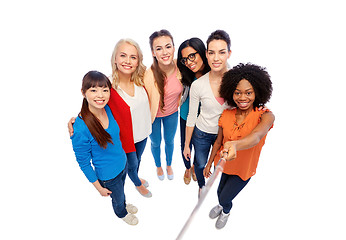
[[183, 30, 232, 195], [144, 29, 183, 181], [177, 38, 210, 185]]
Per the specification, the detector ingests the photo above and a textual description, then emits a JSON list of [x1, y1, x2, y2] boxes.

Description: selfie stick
[[176, 155, 227, 240]]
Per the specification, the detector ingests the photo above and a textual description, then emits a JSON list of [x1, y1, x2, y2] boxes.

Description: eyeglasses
[[180, 52, 198, 65]]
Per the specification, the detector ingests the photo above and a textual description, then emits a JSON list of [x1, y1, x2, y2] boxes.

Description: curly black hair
[[219, 63, 272, 108]]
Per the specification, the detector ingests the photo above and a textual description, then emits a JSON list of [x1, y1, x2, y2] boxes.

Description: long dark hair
[[80, 71, 113, 149], [177, 37, 210, 87], [149, 29, 174, 112]]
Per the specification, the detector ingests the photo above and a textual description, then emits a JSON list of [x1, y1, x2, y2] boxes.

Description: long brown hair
[[149, 29, 174, 112], [80, 71, 113, 149]]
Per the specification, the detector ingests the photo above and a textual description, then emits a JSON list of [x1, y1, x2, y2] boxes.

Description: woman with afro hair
[[204, 63, 275, 229]]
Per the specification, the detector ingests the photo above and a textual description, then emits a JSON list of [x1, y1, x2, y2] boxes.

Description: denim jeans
[[180, 117, 194, 169], [217, 174, 250, 214], [150, 111, 178, 167], [127, 138, 148, 186], [99, 167, 128, 218], [191, 126, 217, 188]]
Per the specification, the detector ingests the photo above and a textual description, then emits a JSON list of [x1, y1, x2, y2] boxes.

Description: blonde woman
[[110, 38, 152, 197]]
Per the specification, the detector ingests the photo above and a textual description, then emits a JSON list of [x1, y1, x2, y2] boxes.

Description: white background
[[1, 0, 345, 239]]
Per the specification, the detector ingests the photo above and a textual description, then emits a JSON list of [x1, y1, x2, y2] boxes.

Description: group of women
[[69, 29, 275, 229]]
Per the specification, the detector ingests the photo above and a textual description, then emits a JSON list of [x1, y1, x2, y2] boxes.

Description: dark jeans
[[217, 173, 250, 214], [191, 126, 217, 188], [179, 117, 194, 169], [99, 168, 128, 218], [126, 138, 148, 186]]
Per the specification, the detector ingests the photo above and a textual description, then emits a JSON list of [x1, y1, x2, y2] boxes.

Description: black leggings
[[217, 174, 250, 214]]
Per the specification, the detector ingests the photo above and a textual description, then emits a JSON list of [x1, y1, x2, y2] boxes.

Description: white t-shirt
[[186, 72, 229, 134], [116, 84, 152, 143]]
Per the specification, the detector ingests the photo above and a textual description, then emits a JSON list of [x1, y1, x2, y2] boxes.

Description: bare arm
[[224, 112, 275, 160]]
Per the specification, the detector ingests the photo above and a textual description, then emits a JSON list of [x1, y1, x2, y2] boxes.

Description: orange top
[[213, 108, 273, 181]]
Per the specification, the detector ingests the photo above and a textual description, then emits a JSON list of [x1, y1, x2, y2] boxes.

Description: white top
[[186, 72, 229, 134], [116, 84, 152, 143]]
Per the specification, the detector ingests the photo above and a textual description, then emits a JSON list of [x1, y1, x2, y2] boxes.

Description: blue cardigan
[[71, 105, 127, 183]]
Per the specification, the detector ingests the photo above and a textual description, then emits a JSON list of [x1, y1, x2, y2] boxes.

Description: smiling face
[[83, 86, 110, 113], [114, 42, 139, 76], [152, 36, 175, 66], [206, 39, 231, 73], [181, 46, 205, 74], [233, 79, 255, 111]]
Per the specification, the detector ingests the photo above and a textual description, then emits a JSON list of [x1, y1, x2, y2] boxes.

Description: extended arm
[[224, 111, 275, 160]]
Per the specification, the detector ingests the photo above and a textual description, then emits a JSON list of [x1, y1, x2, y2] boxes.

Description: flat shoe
[[183, 169, 191, 185], [141, 179, 149, 188], [157, 168, 164, 181], [157, 173, 164, 181], [191, 166, 197, 181], [136, 185, 152, 198], [167, 168, 174, 180], [167, 173, 174, 180]]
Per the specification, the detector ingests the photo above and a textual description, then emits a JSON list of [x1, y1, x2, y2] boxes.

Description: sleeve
[[186, 81, 200, 127], [108, 89, 136, 153], [218, 110, 226, 127], [258, 109, 274, 132], [257, 108, 274, 130], [70, 124, 98, 183]]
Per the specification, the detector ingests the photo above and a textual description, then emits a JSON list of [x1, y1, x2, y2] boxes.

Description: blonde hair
[[110, 38, 146, 89]]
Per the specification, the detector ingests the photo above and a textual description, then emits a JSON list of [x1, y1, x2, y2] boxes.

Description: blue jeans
[[127, 138, 148, 186], [217, 174, 250, 214], [191, 126, 217, 188], [150, 111, 178, 167], [99, 167, 128, 218]]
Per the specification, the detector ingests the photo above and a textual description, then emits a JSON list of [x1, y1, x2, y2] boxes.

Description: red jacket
[[108, 88, 136, 153]]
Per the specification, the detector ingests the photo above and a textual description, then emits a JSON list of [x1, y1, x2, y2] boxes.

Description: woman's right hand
[[223, 141, 237, 161], [183, 145, 191, 161], [67, 117, 76, 137]]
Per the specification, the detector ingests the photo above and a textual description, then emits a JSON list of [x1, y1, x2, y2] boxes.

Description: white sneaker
[[215, 211, 230, 229], [122, 213, 138, 226], [126, 204, 138, 214], [209, 204, 223, 219]]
